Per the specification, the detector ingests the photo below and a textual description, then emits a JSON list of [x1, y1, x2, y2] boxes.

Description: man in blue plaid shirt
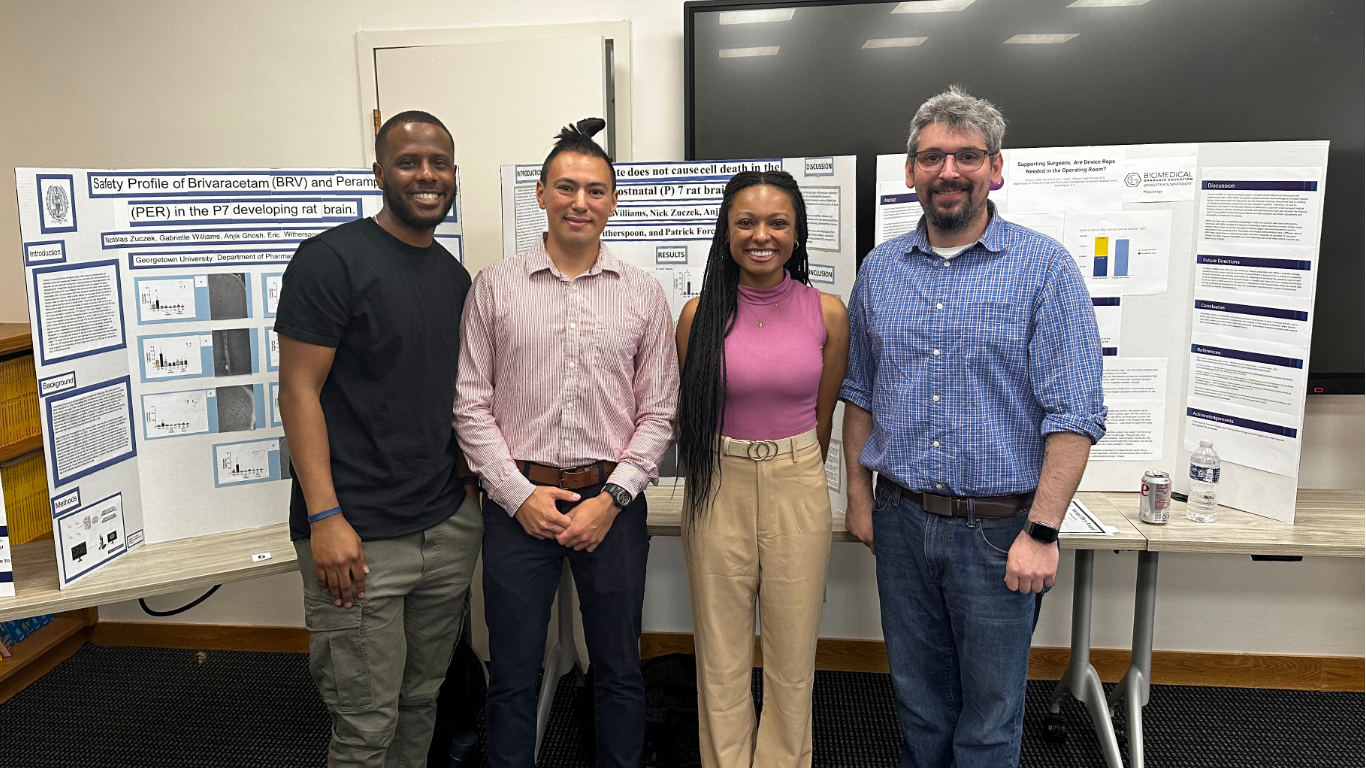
[[840, 87, 1106, 768]]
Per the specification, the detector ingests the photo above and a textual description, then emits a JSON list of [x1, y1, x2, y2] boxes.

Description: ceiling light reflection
[[719, 46, 781, 58]]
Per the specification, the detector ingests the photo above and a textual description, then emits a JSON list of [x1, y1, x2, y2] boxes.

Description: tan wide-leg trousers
[[683, 430, 833, 768]]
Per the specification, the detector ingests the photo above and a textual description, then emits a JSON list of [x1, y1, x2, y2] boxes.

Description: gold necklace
[[744, 293, 787, 328]]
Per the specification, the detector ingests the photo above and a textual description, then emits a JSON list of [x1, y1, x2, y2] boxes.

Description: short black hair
[[374, 110, 453, 162], [539, 118, 614, 189]]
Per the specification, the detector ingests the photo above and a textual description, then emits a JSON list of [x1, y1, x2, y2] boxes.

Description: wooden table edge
[[0, 523, 298, 622]]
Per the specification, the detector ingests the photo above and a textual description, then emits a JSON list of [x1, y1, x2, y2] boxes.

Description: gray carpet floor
[[0, 644, 1359, 767]]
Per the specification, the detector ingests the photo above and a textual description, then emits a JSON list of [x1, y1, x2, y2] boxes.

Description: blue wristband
[[308, 506, 342, 524]]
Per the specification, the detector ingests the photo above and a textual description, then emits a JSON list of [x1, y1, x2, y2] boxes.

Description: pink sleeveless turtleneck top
[[721, 274, 827, 441]]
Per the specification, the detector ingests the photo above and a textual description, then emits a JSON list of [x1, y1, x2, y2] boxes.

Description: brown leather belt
[[878, 476, 1033, 519], [516, 460, 617, 490]]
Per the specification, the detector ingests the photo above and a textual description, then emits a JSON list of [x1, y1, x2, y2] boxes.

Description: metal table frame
[[1047, 549, 1159, 768], [1047, 549, 1125, 767]]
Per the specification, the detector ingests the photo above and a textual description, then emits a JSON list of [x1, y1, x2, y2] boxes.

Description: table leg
[[534, 560, 579, 759], [1047, 548, 1125, 768], [1107, 550, 1157, 768]]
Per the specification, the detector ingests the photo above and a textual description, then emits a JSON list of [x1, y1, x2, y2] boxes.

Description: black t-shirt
[[274, 217, 471, 541]]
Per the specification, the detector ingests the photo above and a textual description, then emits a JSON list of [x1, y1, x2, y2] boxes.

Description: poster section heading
[[88, 171, 380, 196], [118, 198, 361, 228], [1003, 146, 1125, 214]]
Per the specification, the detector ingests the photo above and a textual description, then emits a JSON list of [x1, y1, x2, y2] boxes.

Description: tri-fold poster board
[[878, 140, 1327, 522], [15, 168, 464, 586], [0, 483, 12, 597], [14, 141, 1326, 586]]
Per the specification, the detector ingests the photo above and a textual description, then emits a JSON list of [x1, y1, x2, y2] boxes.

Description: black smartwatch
[[1024, 520, 1059, 545], [601, 483, 633, 510]]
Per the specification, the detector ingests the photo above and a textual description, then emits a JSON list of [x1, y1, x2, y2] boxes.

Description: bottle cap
[[1199, 439, 1213, 446]]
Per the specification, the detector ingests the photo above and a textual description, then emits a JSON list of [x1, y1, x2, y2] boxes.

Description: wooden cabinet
[[0, 322, 93, 703]]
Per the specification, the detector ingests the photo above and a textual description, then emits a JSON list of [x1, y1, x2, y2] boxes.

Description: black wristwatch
[[1024, 520, 1059, 545], [601, 483, 633, 510]]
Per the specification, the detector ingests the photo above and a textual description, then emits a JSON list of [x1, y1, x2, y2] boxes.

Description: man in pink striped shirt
[[453, 119, 678, 768]]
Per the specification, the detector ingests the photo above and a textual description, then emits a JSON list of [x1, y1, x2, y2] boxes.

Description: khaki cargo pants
[[295, 495, 483, 768]]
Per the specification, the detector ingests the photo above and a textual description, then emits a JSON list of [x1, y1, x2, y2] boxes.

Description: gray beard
[[924, 193, 984, 233]]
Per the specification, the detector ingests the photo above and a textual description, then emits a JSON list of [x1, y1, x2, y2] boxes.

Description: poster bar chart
[[1093, 236, 1131, 277]]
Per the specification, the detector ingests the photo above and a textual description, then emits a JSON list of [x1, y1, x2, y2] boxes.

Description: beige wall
[[0, 0, 686, 318], [5, 1, 1361, 656]]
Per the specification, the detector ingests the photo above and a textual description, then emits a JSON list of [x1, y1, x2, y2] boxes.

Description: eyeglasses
[[910, 148, 997, 173]]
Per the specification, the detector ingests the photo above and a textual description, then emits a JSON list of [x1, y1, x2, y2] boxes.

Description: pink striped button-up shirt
[[454, 237, 679, 516]]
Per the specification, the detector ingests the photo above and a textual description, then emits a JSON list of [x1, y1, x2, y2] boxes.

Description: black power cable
[[138, 584, 222, 617]]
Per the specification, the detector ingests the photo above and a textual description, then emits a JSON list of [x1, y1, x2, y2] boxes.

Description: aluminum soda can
[[1139, 470, 1172, 525]]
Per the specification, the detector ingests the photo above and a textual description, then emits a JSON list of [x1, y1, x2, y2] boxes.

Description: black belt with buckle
[[878, 476, 1033, 519]]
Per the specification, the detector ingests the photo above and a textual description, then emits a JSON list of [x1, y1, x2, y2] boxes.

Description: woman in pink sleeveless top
[[675, 171, 850, 768]]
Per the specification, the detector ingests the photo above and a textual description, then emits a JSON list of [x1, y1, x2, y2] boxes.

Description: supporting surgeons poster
[[17, 168, 464, 584], [501, 157, 857, 512], [872, 141, 1328, 522]]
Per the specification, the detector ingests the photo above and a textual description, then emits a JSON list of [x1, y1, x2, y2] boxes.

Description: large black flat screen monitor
[[686, 0, 1363, 393]]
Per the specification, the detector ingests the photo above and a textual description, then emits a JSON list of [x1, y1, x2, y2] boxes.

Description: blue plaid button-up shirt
[[840, 204, 1106, 497]]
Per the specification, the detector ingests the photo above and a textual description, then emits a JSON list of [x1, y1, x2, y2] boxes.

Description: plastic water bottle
[[1187, 440, 1221, 523]]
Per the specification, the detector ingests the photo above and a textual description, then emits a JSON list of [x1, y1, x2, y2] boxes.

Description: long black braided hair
[[677, 170, 811, 528]]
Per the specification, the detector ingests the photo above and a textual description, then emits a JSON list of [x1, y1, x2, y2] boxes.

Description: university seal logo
[[45, 183, 71, 224]]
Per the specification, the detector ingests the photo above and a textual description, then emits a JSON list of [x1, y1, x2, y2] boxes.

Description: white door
[[375, 37, 607, 275]]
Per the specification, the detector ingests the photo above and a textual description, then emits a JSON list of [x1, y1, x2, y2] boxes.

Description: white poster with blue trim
[[498, 157, 858, 513], [500, 157, 858, 318], [16, 168, 464, 585], [0, 480, 12, 598], [871, 142, 1328, 522]]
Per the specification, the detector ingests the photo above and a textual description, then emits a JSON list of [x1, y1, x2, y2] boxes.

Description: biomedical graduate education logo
[[45, 184, 71, 224], [36, 174, 78, 233]]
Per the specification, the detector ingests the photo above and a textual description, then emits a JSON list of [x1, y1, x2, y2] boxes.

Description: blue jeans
[[872, 481, 1041, 768]]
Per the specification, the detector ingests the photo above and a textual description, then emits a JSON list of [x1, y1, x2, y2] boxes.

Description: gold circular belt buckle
[[746, 440, 780, 461]]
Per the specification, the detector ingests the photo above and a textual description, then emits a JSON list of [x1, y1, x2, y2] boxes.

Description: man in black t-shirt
[[275, 110, 481, 768]]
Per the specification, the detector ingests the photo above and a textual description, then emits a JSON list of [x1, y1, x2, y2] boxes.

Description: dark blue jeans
[[482, 485, 649, 768], [872, 481, 1041, 768]]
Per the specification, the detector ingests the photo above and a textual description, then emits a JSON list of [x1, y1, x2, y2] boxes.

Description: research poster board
[[16, 168, 464, 585], [874, 141, 1328, 522], [501, 157, 858, 513], [0, 483, 12, 598]]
